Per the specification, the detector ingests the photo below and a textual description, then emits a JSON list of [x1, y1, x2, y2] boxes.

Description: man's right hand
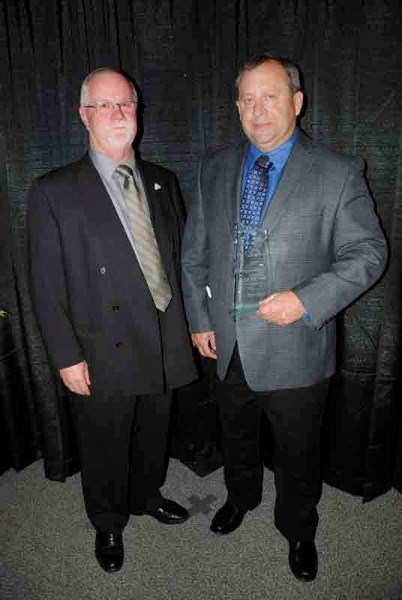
[[59, 360, 91, 395], [191, 331, 217, 360]]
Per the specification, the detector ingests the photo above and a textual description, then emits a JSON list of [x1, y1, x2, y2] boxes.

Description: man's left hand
[[256, 290, 305, 326]]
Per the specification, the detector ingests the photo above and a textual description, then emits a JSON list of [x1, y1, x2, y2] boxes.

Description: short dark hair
[[235, 54, 302, 95]]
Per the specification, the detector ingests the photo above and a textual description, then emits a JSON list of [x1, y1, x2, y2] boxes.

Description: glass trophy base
[[231, 223, 274, 317]]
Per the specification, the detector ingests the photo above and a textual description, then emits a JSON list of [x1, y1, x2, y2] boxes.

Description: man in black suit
[[28, 68, 196, 572]]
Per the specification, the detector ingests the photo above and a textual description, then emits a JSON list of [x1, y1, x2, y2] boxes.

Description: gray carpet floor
[[0, 458, 401, 600]]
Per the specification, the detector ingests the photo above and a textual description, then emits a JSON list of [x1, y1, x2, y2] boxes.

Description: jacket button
[[112, 305, 120, 311], [115, 341, 122, 348], [100, 266, 106, 275]]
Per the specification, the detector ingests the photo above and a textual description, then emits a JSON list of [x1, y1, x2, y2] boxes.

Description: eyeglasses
[[83, 100, 138, 115]]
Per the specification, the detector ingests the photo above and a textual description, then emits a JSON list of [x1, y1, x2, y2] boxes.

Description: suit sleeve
[[181, 159, 213, 333], [27, 179, 84, 370], [293, 158, 388, 329]]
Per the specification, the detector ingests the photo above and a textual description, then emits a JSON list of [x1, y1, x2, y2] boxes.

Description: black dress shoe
[[95, 531, 124, 573], [132, 498, 189, 524], [210, 502, 247, 535], [288, 540, 318, 581]]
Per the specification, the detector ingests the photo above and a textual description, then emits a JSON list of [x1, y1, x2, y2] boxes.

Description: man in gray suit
[[181, 54, 387, 581]]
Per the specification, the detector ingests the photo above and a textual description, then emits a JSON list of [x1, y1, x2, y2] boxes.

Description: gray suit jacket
[[181, 132, 387, 391]]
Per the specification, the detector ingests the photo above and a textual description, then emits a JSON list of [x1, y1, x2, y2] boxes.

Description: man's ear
[[79, 106, 90, 130], [294, 91, 304, 117]]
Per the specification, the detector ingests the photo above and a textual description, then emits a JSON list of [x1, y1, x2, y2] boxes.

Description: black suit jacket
[[28, 154, 196, 396]]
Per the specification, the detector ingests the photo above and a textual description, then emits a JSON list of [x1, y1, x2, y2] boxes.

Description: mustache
[[110, 122, 129, 129]]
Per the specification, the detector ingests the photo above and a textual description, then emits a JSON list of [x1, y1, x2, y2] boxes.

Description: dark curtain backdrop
[[1, 0, 401, 499]]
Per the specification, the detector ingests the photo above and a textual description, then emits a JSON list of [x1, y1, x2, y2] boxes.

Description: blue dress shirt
[[240, 128, 309, 319], [241, 128, 299, 223]]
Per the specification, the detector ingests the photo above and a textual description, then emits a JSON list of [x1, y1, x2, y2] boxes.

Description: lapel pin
[[154, 183, 161, 191]]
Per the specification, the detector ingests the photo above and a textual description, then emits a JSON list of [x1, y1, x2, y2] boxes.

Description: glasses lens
[[90, 100, 136, 114], [98, 101, 112, 114], [121, 101, 136, 113]]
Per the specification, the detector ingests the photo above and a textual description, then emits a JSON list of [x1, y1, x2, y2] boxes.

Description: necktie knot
[[255, 155, 272, 171], [116, 164, 133, 188], [116, 164, 132, 176]]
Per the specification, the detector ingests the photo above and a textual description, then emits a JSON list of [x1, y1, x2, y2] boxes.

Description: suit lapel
[[77, 155, 133, 248], [260, 133, 314, 233], [75, 155, 160, 306], [225, 143, 248, 232], [76, 156, 148, 280], [137, 160, 173, 272]]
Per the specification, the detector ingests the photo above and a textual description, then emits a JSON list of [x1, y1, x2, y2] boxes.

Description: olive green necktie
[[116, 165, 172, 312]]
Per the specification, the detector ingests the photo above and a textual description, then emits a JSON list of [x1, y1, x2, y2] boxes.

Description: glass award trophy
[[231, 223, 274, 315]]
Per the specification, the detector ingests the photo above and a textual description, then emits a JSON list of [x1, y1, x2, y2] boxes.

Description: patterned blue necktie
[[240, 155, 272, 254]]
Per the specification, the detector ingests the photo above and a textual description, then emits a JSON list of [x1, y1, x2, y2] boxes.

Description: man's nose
[[252, 98, 266, 116]]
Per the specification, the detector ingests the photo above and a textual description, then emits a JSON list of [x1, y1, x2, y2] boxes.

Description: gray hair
[[80, 67, 137, 104], [235, 54, 302, 96]]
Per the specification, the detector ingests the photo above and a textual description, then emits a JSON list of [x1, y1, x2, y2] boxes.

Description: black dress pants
[[69, 389, 172, 534], [216, 346, 329, 542]]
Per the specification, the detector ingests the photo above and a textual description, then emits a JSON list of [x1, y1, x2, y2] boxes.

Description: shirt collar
[[247, 127, 299, 173], [89, 148, 136, 182]]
